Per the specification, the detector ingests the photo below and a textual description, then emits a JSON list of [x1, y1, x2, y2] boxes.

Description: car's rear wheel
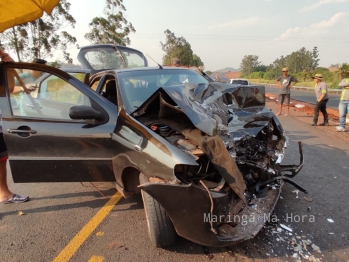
[[139, 173, 177, 248]]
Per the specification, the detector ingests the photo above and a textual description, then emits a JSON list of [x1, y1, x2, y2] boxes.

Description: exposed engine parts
[[142, 114, 304, 200]]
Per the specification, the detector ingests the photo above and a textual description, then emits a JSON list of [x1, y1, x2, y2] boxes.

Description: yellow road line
[[52, 192, 123, 262], [88, 255, 105, 262]]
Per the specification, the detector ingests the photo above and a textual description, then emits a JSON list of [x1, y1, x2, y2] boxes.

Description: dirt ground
[[265, 93, 349, 143]]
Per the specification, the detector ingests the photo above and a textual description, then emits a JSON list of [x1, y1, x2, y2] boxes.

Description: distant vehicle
[[230, 78, 250, 85]]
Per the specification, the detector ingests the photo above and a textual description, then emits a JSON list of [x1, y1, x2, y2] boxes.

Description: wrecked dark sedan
[[0, 60, 305, 248]]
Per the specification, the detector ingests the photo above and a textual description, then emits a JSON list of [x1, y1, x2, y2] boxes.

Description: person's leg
[[0, 133, 29, 203], [284, 106, 289, 116], [337, 101, 346, 129], [0, 132, 13, 201], [284, 94, 290, 116], [319, 99, 329, 125], [312, 102, 320, 125], [346, 101, 349, 128], [0, 160, 13, 202], [276, 95, 284, 115]]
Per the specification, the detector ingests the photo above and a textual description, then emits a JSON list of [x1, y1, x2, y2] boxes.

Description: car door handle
[[8, 129, 37, 134], [134, 145, 142, 152]]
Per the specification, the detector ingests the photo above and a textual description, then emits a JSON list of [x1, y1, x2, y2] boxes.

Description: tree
[[285, 47, 313, 73], [311, 46, 320, 70], [160, 29, 203, 66], [84, 0, 135, 45], [337, 63, 349, 79], [240, 55, 261, 77], [0, 0, 77, 63], [263, 64, 280, 80], [263, 46, 321, 80], [191, 54, 203, 67], [254, 65, 267, 72]]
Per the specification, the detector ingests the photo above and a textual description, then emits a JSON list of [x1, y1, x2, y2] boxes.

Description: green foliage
[[240, 45, 345, 89], [0, 0, 77, 63], [295, 70, 313, 82], [337, 63, 349, 78], [84, 0, 135, 46], [160, 30, 203, 66], [311, 46, 320, 69], [192, 54, 203, 67], [262, 64, 280, 80], [249, 71, 264, 79], [313, 67, 340, 88], [254, 65, 267, 72], [205, 70, 212, 75], [285, 47, 315, 72], [240, 55, 261, 77], [263, 47, 320, 79]]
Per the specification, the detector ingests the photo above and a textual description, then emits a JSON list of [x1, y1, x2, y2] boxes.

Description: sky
[[52, 0, 349, 71]]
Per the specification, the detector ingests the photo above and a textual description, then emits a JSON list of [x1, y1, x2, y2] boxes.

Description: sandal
[[3, 194, 29, 204]]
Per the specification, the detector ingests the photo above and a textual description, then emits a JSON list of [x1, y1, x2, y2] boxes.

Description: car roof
[[79, 44, 143, 54]]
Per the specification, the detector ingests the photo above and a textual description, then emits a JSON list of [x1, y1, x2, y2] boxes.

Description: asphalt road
[[263, 85, 341, 109], [1, 104, 349, 262]]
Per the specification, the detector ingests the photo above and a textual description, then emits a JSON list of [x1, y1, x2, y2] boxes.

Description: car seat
[[103, 80, 117, 106]]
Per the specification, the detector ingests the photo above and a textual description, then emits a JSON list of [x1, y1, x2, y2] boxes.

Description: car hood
[[133, 81, 290, 203], [132, 81, 275, 139]]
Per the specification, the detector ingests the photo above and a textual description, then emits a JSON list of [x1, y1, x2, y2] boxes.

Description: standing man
[[335, 77, 349, 132], [311, 74, 329, 126], [0, 47, 29, 203], [275, 67, 298, 116]]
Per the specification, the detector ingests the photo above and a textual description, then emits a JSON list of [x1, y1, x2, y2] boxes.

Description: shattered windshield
[[118, 69, 209, 113]]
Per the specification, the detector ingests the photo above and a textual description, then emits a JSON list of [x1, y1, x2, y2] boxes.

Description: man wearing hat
[[311, 73, 329, 126], [336, 75, 349, 132], [275, 67, 298, 116]]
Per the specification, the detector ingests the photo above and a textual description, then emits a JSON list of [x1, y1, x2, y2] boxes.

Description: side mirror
[[69, 105, 101, 120]]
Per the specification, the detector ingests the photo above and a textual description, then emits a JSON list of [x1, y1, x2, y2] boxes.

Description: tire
[[139, 173, 177, 248]]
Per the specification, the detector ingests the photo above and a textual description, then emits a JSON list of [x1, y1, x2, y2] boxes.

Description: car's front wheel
[[139, 173, 177, 248]]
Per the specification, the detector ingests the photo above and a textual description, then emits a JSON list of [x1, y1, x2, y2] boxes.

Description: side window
[[84, 49, 125, 70], [89, 78, 101, 91], [7, 67, 91, 121], [122, 52, 146, 68], [69, 72, 87, 83]]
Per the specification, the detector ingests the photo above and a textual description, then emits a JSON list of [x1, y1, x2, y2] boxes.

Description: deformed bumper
[[139, 142, 305, 247], [140, 182, 281, 247]]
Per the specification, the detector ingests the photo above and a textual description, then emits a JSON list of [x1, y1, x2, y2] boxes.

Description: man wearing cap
[[311, 73, 329, 126], [336, 76, 349, 132], [275, 67, 298, 116]]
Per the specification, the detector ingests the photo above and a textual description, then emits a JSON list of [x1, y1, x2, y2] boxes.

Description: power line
[[130, 33, 349, 42]]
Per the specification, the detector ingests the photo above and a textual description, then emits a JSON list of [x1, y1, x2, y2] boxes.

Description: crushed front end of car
[[135, 81, 305, 247]]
